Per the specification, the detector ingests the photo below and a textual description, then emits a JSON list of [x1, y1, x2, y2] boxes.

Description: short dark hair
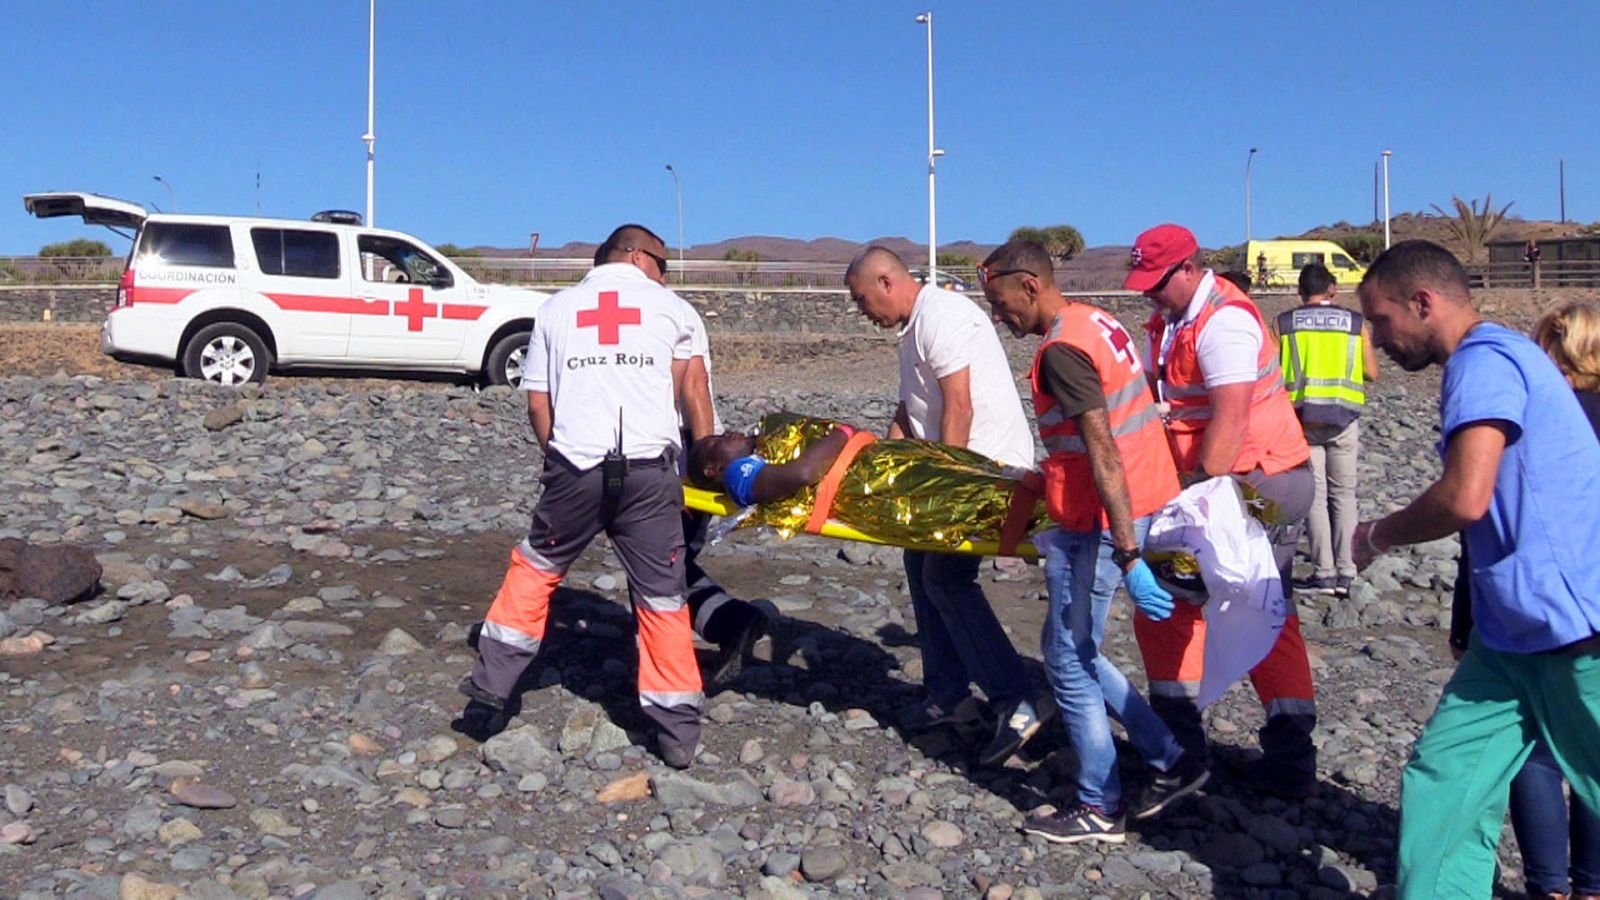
[[1362, 240, 1471, 301], [595, 223, 665, 266], [1218, 270, 1252, 295], [981, 240, 1055, 279], [1298, 263, 1335, 299]]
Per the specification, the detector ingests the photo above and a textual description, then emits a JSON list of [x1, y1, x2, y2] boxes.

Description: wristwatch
[[1111, 546, 1142, 571]]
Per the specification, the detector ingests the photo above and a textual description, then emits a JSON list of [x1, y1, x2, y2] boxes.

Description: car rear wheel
[[485, 330, 532, 387], [183, 322, 271, 386]]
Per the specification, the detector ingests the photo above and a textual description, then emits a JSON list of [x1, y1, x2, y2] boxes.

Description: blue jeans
[[1510, 738, 1600, 896], [1040, 520, 1184, 812], [903, 550, 1031, 711]]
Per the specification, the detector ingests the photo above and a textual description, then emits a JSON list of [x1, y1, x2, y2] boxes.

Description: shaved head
[[845, 245, 908, 283], [597, 224, 666, 265]]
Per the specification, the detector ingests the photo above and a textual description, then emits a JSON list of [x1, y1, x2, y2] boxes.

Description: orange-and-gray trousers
[[1135, 462, 1318, 780], [467, 450, 702, 745]]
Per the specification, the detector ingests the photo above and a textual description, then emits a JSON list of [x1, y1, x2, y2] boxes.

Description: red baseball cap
[[1123, 224, 1199, 292]]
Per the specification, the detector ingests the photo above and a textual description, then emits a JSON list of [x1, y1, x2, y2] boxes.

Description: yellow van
[[1244, 239, 1366, 289]]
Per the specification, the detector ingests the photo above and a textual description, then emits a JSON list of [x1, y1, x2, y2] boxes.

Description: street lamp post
[[665, 164, 684, 275], [152, 175, 176, 212], [1381, 150, 1393, 249], [1245, 147, 1258, 247], [915, 12, 942, 281], [363, 0, 376, 228]]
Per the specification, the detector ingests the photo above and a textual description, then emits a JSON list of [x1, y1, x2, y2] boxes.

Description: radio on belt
[[602, 409, 628, 506]]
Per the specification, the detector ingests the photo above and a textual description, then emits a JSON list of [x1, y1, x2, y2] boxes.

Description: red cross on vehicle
[[393, 288, 438, 332], [576, 291, 641, 345]]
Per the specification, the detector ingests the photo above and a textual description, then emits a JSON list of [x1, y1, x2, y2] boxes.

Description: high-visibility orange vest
[[1143, 279, 1309, 476], [1030, 304, 1180, 531]]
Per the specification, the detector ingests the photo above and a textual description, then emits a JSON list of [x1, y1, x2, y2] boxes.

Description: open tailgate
[[23, 192, 147, 229]]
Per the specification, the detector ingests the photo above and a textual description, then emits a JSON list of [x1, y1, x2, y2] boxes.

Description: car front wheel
[[485, 330, 532, 387], [182, 322, 272, 386]]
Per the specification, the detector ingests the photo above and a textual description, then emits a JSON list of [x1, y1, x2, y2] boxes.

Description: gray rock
[[480, 725, 559, 776], [651, 770, 763, 808], [4, 785, 34, 817], [800, 846, 847, 882], [1126, 849, 1185, 875], [375, 628, 423, 656], [1239, 862, 1283, 887], [659, 837, 726, 887]]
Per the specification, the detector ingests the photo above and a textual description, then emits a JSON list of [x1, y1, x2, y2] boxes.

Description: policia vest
[[1275, 304, 1367, 429]]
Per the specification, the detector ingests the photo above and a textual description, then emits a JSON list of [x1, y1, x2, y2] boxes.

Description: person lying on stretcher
[[686, 412, 1045, 550]]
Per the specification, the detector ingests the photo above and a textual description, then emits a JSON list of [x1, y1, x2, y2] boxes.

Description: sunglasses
[[977, 262, 1036, 286], [1147, 261, 1183, 294], [623, 245, 670, 275]]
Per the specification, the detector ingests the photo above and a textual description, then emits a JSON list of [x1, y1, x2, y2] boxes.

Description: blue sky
[[3, 1, 1597, 256]]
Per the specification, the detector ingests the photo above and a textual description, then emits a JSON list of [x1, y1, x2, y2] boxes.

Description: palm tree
[[1430, 194, 1514, 262]]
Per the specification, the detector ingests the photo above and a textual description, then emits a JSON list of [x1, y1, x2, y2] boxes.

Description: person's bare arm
[[527, 391, 553, 451], [679, 355, 714, 442], [1078, 408, 1138, 555], [1194, 382, 1253, 477], [887, 401, 911, 439], [748, 428, 853, 503], [1361, 324, 1380, 384], [1356, 423, 1507, 567], [936, 366, 973, 449]]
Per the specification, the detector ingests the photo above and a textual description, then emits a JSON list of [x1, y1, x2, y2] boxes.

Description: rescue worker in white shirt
[[458, 224, 711, 769], [846, 245, 1051, 767], [1126, 224, 1320, 799], [1273, 262, 1379, 599], [580, 242, 771, 684]]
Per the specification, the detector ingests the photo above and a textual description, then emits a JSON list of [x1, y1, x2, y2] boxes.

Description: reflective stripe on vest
[[1030, 304, 1179, 529]]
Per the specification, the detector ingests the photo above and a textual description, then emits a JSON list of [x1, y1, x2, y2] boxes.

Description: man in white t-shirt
[[846, 245, 1047, 767], [459, 224, 711, 769]]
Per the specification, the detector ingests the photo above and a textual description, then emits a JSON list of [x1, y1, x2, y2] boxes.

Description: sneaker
[[904, 695, 989, 734], [710, 609, 769, 686], [1131, 752, 1211, 820], [452, 699, 511, 742], [457, 675, 505, 711], [978, 698, 1050, 767], [1292, 575, 1338, 595], [1334, 576, 1353, 599], [1021, 803, 1126, 845]]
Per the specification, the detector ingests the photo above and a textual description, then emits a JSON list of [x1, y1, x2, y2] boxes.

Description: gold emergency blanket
[[741, 413, 1048, 549]]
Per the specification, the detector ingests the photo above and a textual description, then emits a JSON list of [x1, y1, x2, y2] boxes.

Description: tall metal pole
[[1244, 147, 1258, 247], [665, 164, 684, 273], [363, 0, 376, 228], [152, 175, 176, 212], [916, 12, 938, 280], [1381, 150, 1392, 249], [1560, 158, 1567, 224]]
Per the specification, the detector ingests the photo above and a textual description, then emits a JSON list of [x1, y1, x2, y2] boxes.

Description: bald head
[[845, 245, 918, 330], [845, 245, 909, 283]]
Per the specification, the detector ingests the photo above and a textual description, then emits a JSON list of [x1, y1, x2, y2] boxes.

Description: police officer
[[1275, 263, 1379, 598], [1127, 223, 1319, 799], [459, 224, 709, 769]]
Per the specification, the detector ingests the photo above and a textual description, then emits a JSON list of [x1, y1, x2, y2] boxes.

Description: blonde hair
[[1532, 300, 1600, 392]]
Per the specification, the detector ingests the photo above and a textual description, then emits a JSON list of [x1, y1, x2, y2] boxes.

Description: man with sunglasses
[[1126, 223, 1319, 799], [585, 238, 772, 687], [980, 240, 1210, 843], [458, 224, 713, 769], [845, 245, 1048, 767]]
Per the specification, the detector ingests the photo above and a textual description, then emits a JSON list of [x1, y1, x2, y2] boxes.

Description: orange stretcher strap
[[997, 472, 1043, 557], [804, 431, 878, 535]]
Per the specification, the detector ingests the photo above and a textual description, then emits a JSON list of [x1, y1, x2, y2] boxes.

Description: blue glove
[[1123, 558, 1174, 621]]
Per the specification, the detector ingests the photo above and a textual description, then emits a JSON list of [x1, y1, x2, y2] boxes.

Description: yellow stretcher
[[682, 485, 1041, 560]]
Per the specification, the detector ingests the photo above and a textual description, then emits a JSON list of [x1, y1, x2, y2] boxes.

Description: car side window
[[1291, 252, 1326, 268], [251, 228, 341, 279], [1332, 254, 1359, 269], [140, 223, 235, 268], [357, 235, 451, 287]]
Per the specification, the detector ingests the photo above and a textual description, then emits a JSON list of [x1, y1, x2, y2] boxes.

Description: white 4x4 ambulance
[[24, 192, 549, 387]]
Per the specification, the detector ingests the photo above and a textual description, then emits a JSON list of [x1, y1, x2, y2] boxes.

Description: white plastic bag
[[1145, 477, 1286, 708]]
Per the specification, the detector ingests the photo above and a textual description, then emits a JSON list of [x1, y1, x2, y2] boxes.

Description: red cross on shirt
[[576, 291, 641, 345], [394, 288, 438, 332]]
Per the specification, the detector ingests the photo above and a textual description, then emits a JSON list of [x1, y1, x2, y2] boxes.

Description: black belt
[[546, 448, 675, 475]]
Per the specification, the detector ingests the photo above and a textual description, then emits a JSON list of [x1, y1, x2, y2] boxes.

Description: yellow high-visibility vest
[[1275, 304, 1366, 427]]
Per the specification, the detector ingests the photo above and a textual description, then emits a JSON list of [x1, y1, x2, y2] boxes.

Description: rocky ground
[[0, 324, 1535, 899]]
